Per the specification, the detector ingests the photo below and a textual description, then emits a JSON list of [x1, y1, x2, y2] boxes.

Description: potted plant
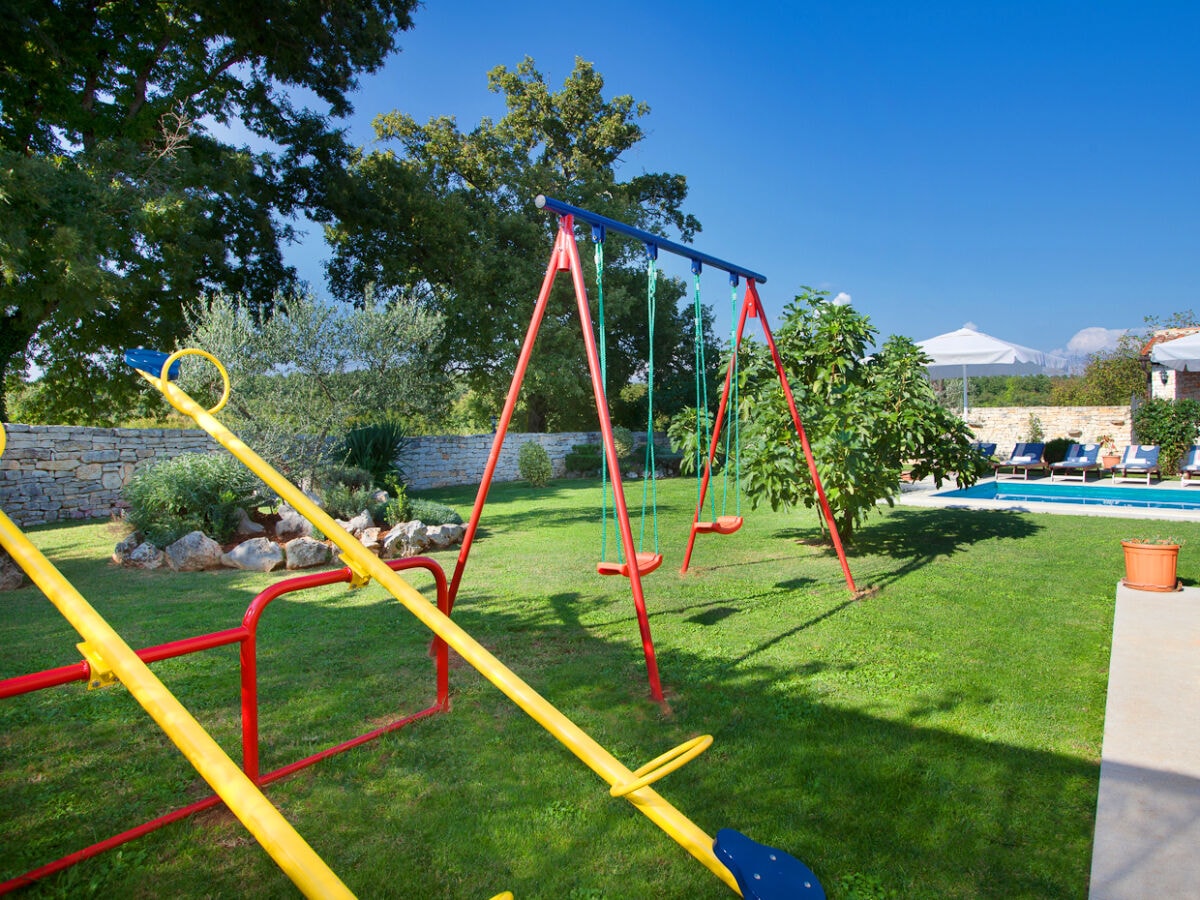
[[1098, 434, 1120, 468], [1121, 536, 1182, 592]]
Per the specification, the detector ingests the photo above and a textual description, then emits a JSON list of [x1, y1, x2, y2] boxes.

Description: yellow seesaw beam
[[0, 427, 354, 899], [134, 349, 742, 896]]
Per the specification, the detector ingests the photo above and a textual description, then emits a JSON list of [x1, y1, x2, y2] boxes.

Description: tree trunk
[[0, 317, 34, 422], [525, 392, 550, 433]]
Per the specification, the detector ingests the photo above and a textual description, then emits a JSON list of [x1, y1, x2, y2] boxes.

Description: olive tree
[[181, 292, 443, 479]]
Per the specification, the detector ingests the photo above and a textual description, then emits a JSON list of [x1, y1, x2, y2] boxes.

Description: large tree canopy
[[326, 57, 717, 432], [0, 0, 419, 422]]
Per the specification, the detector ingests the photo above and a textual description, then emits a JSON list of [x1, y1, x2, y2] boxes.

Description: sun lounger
[[970, 441, 997, 459], [1049, 443, 1102, 483], [993, 442, 1047, 480], [1179, 446, 1200, 486], [1112, 445, 1160, 485]]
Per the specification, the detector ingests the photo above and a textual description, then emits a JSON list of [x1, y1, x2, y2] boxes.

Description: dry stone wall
[[0, 424, 604, 527], [400, 432, 599, 490], [0, 425, 220, 528], [2, 408, 1134, 528], [962, 406, 1132, 453]]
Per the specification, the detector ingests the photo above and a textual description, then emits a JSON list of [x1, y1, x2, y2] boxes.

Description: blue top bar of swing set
[[535, 194, 767, 285]]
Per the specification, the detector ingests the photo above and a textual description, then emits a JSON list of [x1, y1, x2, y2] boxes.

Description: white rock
[[128, 541, 166, 569], [221, 537, 284, 572], [165, 531, 224, 572], [285, 536, 332, 570]]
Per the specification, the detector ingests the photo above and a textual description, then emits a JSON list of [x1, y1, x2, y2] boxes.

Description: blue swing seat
[[713, 828, 825, 899]]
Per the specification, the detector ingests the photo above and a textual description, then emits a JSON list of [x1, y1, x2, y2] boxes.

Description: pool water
[[935, 480, 1200, 511]]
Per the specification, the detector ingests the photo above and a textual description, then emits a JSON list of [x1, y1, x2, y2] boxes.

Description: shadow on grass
[[3, 577, 1100, 900], [777, 507, 1045, 590]]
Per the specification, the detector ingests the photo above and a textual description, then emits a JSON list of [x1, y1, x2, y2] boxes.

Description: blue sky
[[284, 0, 1199, 361]]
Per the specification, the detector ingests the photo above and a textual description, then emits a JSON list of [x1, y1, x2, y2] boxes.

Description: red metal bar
[[561, 222, 663, 702], [446, 229, 572, 614], [747, 282, 857, 593], [681, 287, 756, 573], [440, 216, 664, 703], [1, 558, 451, 895], [0, 629, 247, 699]]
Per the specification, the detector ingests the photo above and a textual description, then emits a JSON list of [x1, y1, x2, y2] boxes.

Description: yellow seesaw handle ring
[[609, 734, 714, 799], [161, 348, 231, 416]]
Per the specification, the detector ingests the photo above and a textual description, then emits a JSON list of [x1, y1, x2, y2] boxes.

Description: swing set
[[447, 196, 857, 703], [0, 194, 856, 897]]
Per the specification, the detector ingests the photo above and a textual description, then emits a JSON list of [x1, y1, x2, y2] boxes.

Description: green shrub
[[322, 484, 387, 523], [339, 418, 407, 489], [518, 441, 552, 487], [407, 498, 463, 526], [382, 492, 409, 526], [315, 464, 375, 491], [610, 426, 635, 462], [1133, 397, 1200, 473], [667, 406, 723, 476], [1043, 437, 1073, 464], [564, 443, 601, 475], [1026, 414, 1045, 443], [123, 453, 262, 546]]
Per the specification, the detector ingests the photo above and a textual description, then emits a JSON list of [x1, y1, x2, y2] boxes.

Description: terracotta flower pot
[[1121, 541, 1181, 592], [1101, 454, 1120, 468]]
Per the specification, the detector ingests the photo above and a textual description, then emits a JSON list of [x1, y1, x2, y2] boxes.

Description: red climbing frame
[[680, 280, 858, 593], [0, 558, 450, 894], [446, 215, 666, 703]]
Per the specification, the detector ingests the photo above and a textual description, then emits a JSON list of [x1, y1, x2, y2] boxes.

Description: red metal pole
[[681, 287, 755, 573], [2, 559, 451, 895], [747, 282, 857, 593], [561, 222, 664, 703], [445, 228, 572, 615]]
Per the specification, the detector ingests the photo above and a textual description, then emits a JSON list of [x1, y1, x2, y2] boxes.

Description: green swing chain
[[639, 257, 659, 555], [720, 282, 742, 518], [691, 270, 717, 522], [595, 238, 617, 563]]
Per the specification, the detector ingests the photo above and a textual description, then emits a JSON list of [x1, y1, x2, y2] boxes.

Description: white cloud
[[962, 320, 979, 331], [832, 291, 852, 306], [1061, 327, 1129, 357]]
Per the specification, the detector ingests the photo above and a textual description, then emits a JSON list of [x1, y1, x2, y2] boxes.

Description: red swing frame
[[445, 214, 666, 703], [680, 279, 858, 595]]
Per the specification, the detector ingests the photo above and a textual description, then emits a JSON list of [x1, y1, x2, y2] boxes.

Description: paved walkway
[[1089, 582, 1200, 899]]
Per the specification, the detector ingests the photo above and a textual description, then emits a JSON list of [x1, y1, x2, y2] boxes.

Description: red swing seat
[[597, 552, 663, 578], [693, 515, 743, 535]]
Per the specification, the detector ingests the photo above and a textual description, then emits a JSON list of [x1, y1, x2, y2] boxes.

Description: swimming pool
[[934, 480, 1200, 511]]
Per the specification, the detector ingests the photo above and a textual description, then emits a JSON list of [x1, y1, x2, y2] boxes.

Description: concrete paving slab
[[1089, 583, 1200, 900]]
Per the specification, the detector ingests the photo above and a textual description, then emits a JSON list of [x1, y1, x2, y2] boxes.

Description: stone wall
[[962, 406, 1133, 452], [400, 431, 600, 490], [1, 424, 221, 528], [0, 424, 605, 527]]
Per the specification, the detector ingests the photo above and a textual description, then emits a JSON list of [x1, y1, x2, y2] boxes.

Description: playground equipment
[[81, 346, 826, 896], [0, 426, 356, 899], [595, 231, 662, 578], [0, 554, 450, 894], [527, 197, 855, 590]]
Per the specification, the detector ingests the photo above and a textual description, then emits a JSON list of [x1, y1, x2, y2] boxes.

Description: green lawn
[[3, 477, 1194, 899]]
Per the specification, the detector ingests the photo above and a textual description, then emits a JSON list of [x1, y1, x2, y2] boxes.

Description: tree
[[1052, 337, 1147, 406], [0, 1, 419, 422], [738, 290, 981, 543], [326, 57, 718, 431], [182, 292, 443, 480]]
